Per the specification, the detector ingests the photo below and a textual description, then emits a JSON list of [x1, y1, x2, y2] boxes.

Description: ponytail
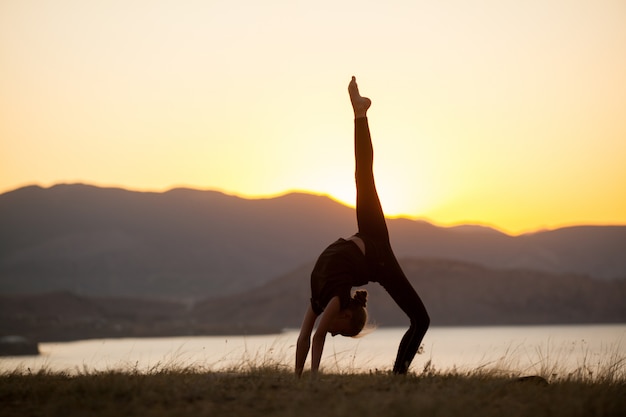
[[351, 289, 368, 308], [343, 290, 369, 337]]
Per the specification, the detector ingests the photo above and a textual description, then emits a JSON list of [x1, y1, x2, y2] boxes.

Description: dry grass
[[1, 354, 625, 417]]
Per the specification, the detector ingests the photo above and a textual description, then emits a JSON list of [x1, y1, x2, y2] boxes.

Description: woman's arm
[[295, 304, 317, 377], [310, 296, 341, 374]]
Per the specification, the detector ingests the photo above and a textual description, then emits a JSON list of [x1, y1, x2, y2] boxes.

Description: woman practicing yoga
[[295, 77, 430, 376]]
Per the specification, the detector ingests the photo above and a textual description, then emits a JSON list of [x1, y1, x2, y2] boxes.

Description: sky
[[1, 0, 625, 235]]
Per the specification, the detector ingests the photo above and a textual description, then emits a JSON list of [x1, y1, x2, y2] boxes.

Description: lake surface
[[2, 325, 624, 376]]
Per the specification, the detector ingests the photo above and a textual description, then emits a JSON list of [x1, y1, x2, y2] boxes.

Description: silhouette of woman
[[295, 77, 430, 376]]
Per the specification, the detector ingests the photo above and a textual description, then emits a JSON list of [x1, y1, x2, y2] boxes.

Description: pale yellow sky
[[1, 0, 625, 235]]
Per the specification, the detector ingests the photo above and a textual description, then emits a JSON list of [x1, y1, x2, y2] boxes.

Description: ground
[[1, 366, 624, 417]]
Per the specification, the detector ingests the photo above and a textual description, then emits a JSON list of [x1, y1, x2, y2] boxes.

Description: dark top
[[310, 237, 374, 315]]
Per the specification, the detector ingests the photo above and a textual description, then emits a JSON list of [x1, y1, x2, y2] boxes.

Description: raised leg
[[349, 77, 389, 242]]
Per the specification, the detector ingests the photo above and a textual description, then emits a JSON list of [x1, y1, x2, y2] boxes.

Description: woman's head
[[330, 290, 368, 337]]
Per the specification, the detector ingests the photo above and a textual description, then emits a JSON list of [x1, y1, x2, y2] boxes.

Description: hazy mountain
[[1, 184, 625, 300]]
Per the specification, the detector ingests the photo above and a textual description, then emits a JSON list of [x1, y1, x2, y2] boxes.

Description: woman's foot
[[348, 76, 371, 118]]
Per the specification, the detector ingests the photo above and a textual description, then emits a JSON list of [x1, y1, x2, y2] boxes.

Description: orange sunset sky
[[1, 0, 625, 235]]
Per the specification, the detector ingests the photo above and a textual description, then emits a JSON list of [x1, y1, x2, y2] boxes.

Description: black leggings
[[354, 117, 430, 374]]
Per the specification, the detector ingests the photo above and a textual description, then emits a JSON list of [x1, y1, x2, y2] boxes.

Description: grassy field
[[1, 360, 625, 417]]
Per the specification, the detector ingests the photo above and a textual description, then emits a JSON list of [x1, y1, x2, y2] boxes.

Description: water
[[1, 325, 624, 376]]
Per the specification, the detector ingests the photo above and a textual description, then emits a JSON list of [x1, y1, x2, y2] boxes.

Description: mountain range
[[0, 183, 624, 339]]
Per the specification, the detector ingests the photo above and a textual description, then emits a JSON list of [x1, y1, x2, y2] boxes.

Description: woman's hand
[[310, 296, 342, 373], [295, 304, 317, 377]]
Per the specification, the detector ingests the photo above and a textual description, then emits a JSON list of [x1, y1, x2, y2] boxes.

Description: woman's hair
[[342, 290, 369, 337]]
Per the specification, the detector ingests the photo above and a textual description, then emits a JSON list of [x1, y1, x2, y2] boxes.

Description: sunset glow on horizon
[[2, 0, 625, 235]]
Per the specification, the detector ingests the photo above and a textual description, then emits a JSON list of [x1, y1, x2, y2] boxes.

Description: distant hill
[[0, 291, 276, 342], [1, 259, 623, 342], [1, 184, 625, 300]]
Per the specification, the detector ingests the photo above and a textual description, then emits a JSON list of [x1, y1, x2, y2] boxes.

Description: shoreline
[[4, 322, 625, 345]]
